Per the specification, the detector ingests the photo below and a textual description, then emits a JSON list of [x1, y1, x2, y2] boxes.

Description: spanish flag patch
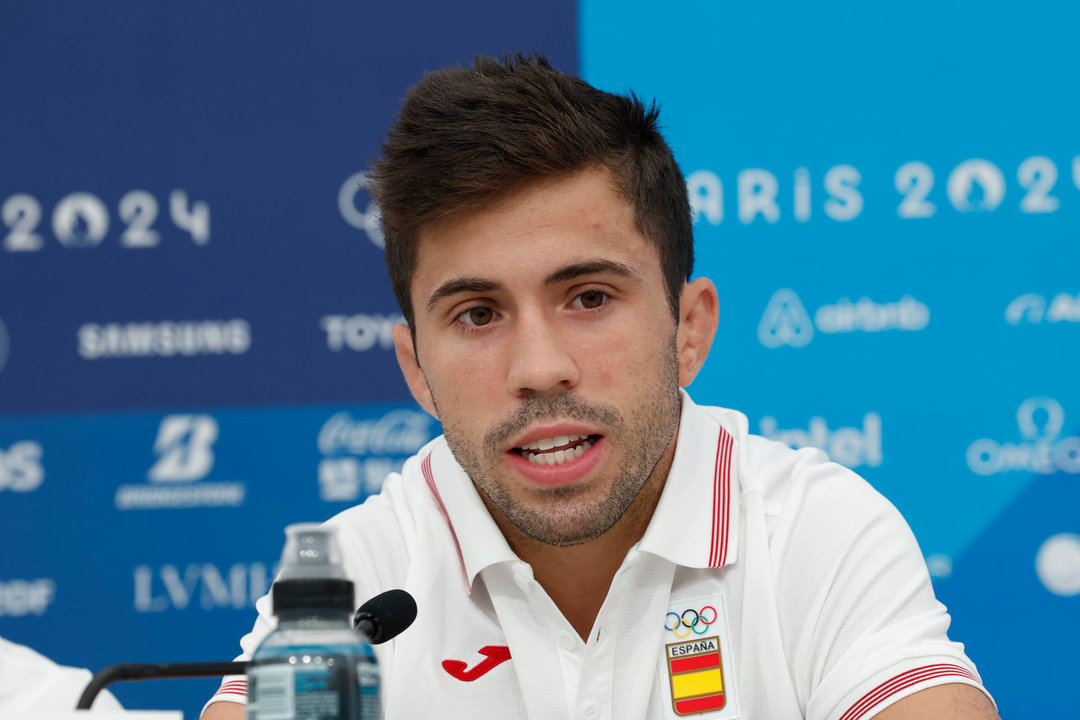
[[666, 636, 726, 715]]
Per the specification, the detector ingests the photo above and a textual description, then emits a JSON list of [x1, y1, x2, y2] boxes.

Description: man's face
[[397, 169, 683, 546]]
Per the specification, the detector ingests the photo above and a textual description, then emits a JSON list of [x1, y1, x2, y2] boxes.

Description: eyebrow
[[426, 259, 644, 312], [543, 259, 643, 286], [426, 278, 501, 312]]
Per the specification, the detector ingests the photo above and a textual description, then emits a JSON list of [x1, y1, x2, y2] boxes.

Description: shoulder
[[690, 398, 902, 543], [733, 420, 899, 531], [321, 437, 449, 592]]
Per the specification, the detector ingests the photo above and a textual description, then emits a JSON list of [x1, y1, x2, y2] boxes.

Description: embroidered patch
[[660, 596, 738, 718], [666, 635, 725, 715]]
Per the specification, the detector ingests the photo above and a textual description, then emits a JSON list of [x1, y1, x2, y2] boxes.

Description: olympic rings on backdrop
[[664, 606, 718, 637]]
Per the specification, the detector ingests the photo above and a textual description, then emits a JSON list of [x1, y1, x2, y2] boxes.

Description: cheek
[[578, 320, 666, 385], [425, 344, 505, 411]]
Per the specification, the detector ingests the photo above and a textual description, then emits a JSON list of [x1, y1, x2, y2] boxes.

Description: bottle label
[[249, 653, 380, 720], [249, 665, 296, 720]]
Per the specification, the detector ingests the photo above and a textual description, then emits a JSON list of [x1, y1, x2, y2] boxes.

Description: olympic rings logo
[[664, 606, 717, 637]]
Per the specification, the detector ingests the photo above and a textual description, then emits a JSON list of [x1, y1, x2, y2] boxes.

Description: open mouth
[[514, 434, 601, 466]]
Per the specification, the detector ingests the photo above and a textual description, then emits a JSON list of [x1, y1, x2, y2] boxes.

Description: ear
[[675, 277, 719, 387], [392, 324, 439, 420]]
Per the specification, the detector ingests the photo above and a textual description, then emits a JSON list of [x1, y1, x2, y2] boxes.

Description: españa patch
[[661, 596, 737, 718], [666, 636, 725, 715]]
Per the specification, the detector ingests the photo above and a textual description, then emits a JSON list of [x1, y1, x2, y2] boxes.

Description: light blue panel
[[582, 2, 1079, 715], [581, 0, 1080, 553]]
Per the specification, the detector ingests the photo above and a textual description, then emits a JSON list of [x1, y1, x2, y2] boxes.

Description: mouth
[[503, 425, 607, 486], [513, 434, 602, 466]]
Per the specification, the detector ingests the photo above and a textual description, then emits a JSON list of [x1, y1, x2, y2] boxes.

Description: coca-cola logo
[[318, 410, 434, 456]]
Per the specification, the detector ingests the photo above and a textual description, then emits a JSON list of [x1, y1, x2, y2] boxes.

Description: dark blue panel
[[0, 2, 575, 717], [0, 0, 577, 413]]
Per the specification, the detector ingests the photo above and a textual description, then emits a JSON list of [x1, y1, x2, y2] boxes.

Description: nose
[[504, 313, 580, 398]]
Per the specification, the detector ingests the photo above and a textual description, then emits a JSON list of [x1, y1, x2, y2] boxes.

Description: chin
[[506, 497, 627, 546]]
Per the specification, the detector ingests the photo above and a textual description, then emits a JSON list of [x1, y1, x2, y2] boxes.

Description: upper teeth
[[522, 439, 593, 465], [519, 434, 588, 451]]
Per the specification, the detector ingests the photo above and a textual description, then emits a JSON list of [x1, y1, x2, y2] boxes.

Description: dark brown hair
[[369, 53, 694, 329]]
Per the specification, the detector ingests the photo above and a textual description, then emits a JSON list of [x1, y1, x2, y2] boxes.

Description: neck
[[485, 433, 677, 640]]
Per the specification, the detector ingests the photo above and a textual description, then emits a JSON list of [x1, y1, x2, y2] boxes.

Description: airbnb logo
[[442, 646, 511, 682]]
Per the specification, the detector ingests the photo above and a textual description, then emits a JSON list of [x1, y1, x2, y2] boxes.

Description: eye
[[574, 289, 609, 309], [456, 305, 496, 327]]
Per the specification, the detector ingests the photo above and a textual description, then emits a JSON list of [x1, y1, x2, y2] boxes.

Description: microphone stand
[[75, 588, 416, 710], [76, 661, 248, 710]]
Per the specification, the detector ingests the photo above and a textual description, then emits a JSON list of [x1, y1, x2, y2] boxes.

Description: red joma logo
[[442, 645, 511, 681]]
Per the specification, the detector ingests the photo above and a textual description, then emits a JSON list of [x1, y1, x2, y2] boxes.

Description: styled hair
[[369, 53, 694, 329]]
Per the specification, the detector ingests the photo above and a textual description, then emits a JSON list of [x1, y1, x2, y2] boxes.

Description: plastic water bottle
[[248, 524, 380, 719]]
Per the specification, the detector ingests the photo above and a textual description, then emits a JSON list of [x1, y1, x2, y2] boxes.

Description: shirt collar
[[422, 439, 519, 591], [637, 390, 742, 569], [420, 390, 742, 591]]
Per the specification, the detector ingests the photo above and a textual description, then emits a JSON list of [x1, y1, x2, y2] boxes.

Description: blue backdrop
[[1, 1, 1076, 717], [581, 1, 1080, 715]]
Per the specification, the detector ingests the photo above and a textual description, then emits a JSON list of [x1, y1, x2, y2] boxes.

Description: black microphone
[[353, 588, 417, 644]]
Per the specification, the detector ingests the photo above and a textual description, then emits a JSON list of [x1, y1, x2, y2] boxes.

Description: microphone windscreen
[[354, 589, 417, 644]]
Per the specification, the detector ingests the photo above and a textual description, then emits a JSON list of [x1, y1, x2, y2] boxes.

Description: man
[[203, 54, 997, 719]]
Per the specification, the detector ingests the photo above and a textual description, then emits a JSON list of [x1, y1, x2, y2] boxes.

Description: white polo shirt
[[209, 392, 990, 719]]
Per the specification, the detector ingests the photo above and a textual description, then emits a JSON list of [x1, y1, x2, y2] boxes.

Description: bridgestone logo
[[78, 320, 251, 359], [115, 482, 245, 509]]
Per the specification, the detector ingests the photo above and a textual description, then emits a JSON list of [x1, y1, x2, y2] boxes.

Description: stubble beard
[[435, 345, 682, 547]]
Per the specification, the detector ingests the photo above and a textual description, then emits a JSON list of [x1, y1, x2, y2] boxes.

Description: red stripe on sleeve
[[214, 680, 247, 696], [839, 664, 979, 720]]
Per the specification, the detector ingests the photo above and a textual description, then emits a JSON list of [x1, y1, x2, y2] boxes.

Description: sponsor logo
[[815, 296, 929, 335], [0, 440, 44, 492], [338, 172, 384, 248], [442, 646, 512, 682], [0, 578, 56, 617], [759, 413, 882, 469], [0, 316, 8, 375], [320, 313, 403, 352], [1005, 292, 1080, 324], [78, 319, 251, 359], [148, 414, 219, 482], [133, 562, 271, 612], [317, 409, 436, 502], [758, 289, 813, 348], [966, 397, 1080, 476], [115, 415, 245, 509], [1035, 533, 1080, 597], [926, 554, 953, 580], [759, 289, 929, 348]]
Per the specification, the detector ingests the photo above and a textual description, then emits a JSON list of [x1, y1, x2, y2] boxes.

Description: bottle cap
[[271, 523, 354, 614]]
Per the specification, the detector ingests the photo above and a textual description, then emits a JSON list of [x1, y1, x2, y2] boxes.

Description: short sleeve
[[770, 454, 993, 720], [201, 591, 275, 711]]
